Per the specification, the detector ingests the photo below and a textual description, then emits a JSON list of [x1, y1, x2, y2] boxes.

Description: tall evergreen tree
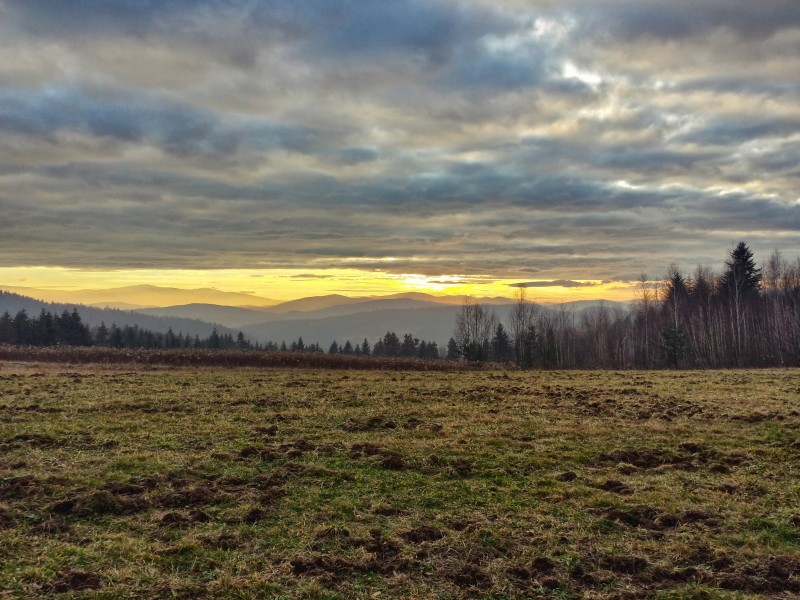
[[721, 241, 762, 298], [0, 311, 13, 344]]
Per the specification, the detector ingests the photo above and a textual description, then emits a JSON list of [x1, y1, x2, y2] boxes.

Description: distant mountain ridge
[[137, 296, 504, 328], [0, 291, 240, 339], [0, 285, 278, 309], [2, 287, 630, 348]]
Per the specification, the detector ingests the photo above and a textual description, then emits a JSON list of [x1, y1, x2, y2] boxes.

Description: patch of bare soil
[[401, 526, 445, 544], [0, 403, 63, 414], [596, 479, 635, 495], [43, 570, 102, 593], [291, 532, 411, 583], [349, 443, 416, 470], [427, 455, 474, 477], [342, 416, 398, 431], [158, 509, 211, 528], [716, 556, 800, 594], [238, 438, 335, 461], [0, 433, 61, 449], [595, 444, 746, 472], [731, 411, 787, 423], [443, 559, 491, 589], [199, 532, 245, 550], [0, 505, 15, 529], [372, 505, 405, 516], [594, 504, 721, 530]]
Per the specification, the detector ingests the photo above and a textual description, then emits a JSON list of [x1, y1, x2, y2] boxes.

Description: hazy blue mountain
[[240, 305, 473, 347], [137, 304, 275, 328], [138, 294, 519, 329], [0, 285, 277, 308], [539, 299, 631, 312], [251, 298, 459, 324], [0, 291, 239, 339]]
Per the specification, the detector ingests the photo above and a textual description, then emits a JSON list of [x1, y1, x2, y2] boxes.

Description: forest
[[453, 242, 800, 368]]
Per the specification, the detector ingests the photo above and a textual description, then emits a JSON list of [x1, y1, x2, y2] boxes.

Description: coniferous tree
[[446, 337, 460, 360], [659, 323, 688, 369], [0, 311, 13, 344], [491, 323, 512, 362], [400, 333, 418, 357], [94, 322, 109, 346], [14, 310, 32, 345]]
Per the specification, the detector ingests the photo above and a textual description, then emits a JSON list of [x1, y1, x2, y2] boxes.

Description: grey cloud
[[510, 280, 597, 288], [0, 87, 337, 158], [576, 0, 800, 42], [1, 0, 799, 284], [674, 118, 800, 146]]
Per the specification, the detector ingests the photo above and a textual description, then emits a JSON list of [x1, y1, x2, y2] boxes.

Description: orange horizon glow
[[0, 266, 639, 306]]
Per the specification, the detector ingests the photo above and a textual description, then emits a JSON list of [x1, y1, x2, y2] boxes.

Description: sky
[[1, 0, 799, 302]]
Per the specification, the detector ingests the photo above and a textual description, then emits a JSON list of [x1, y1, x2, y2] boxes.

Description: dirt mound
[[343, 416, 398, 431], [350, 443, 415, 470], [445, 560, 490, 589], [596, 448, 689, 469], [401, 526, 444, 544], [601, 554, 649, 574], [597, 479, 635, 495], [43, 570, 102, 593], [0, 505, 15, 529], [596, 445, 746, 472]]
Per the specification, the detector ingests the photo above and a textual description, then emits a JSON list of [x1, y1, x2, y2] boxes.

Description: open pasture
[[1, 364, 799, 598]]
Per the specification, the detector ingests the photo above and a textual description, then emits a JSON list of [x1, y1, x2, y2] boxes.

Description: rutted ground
[[0, 364, 799, 598]]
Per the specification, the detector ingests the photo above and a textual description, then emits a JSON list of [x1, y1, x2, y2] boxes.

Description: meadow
[[1, 362, 799, 598]]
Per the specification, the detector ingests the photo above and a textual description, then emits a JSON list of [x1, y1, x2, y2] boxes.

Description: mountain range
[[0, 285, 279, 310], [0, 285, 629, 346], [0, 291, 240, 339]]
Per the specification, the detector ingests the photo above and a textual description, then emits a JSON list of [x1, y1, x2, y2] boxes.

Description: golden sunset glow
[[0, 266, 636, 306]]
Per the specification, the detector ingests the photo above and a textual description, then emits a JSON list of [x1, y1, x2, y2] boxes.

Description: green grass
[[1, 363, 799, 598]]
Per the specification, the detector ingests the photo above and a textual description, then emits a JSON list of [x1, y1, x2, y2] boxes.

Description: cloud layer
[[1, 0, 798, 283]]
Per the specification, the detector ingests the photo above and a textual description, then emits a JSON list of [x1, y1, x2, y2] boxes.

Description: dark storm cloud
[[1, 0, 799, 281]]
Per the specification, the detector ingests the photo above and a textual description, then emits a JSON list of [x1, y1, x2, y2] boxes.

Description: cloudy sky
[[1, 0, 799, 301]]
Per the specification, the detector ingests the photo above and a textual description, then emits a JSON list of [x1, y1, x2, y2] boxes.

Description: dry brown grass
[[1, 363, 799, 598]]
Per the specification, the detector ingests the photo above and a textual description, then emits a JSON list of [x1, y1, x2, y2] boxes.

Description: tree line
[[0, 308, 253, 350], [450, 242, 800, 369], [281, 332, 442, 360], [0, 308, 445, 360]]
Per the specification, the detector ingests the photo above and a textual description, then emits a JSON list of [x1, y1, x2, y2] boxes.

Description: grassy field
[[1, 362, 799, 599]]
